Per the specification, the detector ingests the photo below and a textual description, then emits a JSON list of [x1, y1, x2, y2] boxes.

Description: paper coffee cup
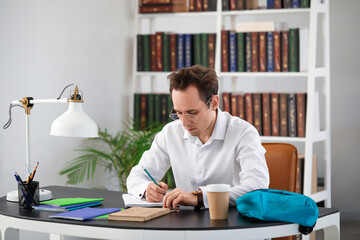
[[206, 184, 230, 220]]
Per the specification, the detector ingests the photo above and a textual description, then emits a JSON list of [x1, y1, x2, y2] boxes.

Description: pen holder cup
[[18, 181, 40, 209]]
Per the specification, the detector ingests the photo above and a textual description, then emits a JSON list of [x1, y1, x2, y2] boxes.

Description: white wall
[[0, 1, 359, 239], [330, 0, 360, 220], [0, 0, 134, 198]]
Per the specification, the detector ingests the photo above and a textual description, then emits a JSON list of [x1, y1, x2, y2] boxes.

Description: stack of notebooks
[[33, 198, 105, 212]]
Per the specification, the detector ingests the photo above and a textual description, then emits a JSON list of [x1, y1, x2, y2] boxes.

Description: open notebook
[[122, 194, 163, 208]]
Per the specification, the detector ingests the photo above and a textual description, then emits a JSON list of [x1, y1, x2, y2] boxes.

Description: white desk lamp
[[4, 84, 98, 202]]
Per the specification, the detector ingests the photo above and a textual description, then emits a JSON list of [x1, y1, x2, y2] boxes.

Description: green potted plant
[[59, 121, 175, 192]]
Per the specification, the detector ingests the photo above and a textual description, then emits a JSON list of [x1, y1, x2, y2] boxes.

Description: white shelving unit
[[132, 0, 330, 207]]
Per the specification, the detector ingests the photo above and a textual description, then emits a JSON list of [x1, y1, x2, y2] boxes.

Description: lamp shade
[[50, 102, 98, 138]]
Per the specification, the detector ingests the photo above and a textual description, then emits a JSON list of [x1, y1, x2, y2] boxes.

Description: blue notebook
[[49, 207, 122, 221], [33, 201, 102, 212]]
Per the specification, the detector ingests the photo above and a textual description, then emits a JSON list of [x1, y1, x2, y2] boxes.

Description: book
[[201, 33, 209, 67], [245, 93, 254, 125], [140, 93, 147, 130], [267, 32, 274, 72], [208, 33, 216, 69], [143, 34, 151, 71], [108, 207, 170, 222], [222, 92, 231, 113], [134, 93, 141, 130], [163, 33, 171, 71], [259, 32, 267, 72], [282, 0, 292, 8], [237, 32, 245, 72], [33, 201, 102, 212], [49, 207, 121, 221], [137, 35, 144, 71], [170, 33, 177, 71], [279, 93, 288, 136], [289, 28, 300, 72], [177, 34, 185, 69], [262, 93, 271, 136], [287, 93, 297, 137], [246, 0, 258, 9], [150, 34, 157, 71], [273, 31, 281, 72], [229, 31, 237, 72], [253, 93, 262, 134], [282, 30, 289, 72], [122, 194, 163, 208], [193, 33, 202, 65], [296, 93, 307, 137], [184, 34, 192, 67], [245, 32, 252, 72], [270, 93, 279, 136], [41, 198, 104, 207], [230, 94, 238, 116], [156, 32, 164, 71], [237, 93, 245, 119], [251, 32, 259, 72], [221, 30, 229, 72]]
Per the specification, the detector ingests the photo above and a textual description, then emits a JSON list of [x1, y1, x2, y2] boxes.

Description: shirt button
[[139, 193, 142, 197]]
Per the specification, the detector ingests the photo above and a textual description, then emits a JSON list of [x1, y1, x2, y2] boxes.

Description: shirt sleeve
[[126, 127, 171, 199]]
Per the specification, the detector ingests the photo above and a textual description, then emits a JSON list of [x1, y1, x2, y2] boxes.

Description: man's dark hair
[[168, 65, 219, 104]]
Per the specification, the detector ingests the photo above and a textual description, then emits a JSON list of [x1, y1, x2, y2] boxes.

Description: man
[[127, 65, 269, 210]]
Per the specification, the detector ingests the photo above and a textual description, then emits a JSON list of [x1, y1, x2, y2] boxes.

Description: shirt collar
[[183, 108, 227, 143]]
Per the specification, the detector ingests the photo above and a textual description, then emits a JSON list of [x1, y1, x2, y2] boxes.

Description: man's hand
[[163, 188, 197, 210], [145, 182, 168, 202]]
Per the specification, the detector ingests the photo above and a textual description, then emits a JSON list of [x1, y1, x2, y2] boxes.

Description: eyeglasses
[[169, 97, 212, 122]]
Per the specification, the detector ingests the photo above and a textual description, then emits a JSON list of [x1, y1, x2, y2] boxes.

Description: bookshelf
[[131, 0, 331, 207]]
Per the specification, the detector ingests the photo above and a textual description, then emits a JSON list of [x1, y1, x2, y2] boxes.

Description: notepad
[[49, 207, 121, 221], [108, 207, 170, 222], [33, 201, 102, 212], [122, 194, 163, 208], [41, 198, 104, 207]]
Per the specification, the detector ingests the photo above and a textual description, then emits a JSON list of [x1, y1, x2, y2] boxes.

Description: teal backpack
[[236, 189, 319, 235]]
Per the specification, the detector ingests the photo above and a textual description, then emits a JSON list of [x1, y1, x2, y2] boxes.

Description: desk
[[0, 186, 339, 240]]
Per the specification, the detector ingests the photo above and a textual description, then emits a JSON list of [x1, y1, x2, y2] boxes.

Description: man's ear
[[211, 95, 219, 110]]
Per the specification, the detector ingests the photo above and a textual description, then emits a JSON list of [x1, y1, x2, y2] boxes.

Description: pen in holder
[[18, 181, 40, 208]]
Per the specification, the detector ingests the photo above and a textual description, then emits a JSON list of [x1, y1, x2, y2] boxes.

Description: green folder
[[41, 198, 104, 207]]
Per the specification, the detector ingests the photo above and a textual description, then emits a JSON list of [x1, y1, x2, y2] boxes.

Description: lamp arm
[[11, 98, 68, 106]]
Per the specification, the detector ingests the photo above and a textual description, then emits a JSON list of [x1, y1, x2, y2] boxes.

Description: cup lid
[[206, 184, 231, 192]]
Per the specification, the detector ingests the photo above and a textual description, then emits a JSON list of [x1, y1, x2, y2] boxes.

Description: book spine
[[246, 0, 258, 9], [292, 0, 300, 8], [251, 32, 259, 72], [279, 93, 288, 136], [143, 34, 151, 71], [170, 33, 177, 71], [137, 35, 144, 71], [163, 33, 171, 72], [189, 0, 195, 11], [230, 0, 237, 10], [245, 93, 254, 125], [154, 94, 161, 124], [267, 32, 274, 72], [271, 93, 279, 136], [222, 92, 231, 113], [203, 0, 209, 11], [296, 93, 306, 137], [156, 32, 163, 71], [236, 0, 245, 10], [193, 33, 202, 65], [134, 93, 141, 130], [229, 31, 237, 72], [230, 93, 238, 116], [166, 94, 173, 123], [150, 34, 157, 71], [259, 32, 267, 72], [273, 31, 281, 72], [237, 32, 245, 72], [262, 93, 271, 136], [184, 34, 192, 67], [177, 34, 184, 69], [238, 94, 245, 119], [160, 94, 168, 123], [140, 93, 148, 130], [147, 94, 155, 128], [289, 28, 300, 72], [253, 93, 262, 135], [282, 30, 289, 72], [201, 33, 209, 67], [287, 93, 297, 137], [195, 0, 202, 11], [267, 0, 274, 9], [282, 0, 292, 8], [222, 0, 229, 11], [245, 32, 252, 72], [208, 33, 216, 69], [274, 0, 281, 8], [221, 30, 229, 72], [141, 0, 171, 4], [208, 0, 217, 11], [301, 0, 310, 8]]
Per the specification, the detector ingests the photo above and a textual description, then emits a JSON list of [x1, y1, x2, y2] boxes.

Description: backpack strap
[[299, 222, 316, 235]]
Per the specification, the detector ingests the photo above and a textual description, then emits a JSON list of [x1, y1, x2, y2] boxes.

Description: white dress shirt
[[126, 109, 269, 207]]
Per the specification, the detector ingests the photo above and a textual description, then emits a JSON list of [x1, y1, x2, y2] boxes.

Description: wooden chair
[[262, 142, 299, 192], [262, 143, 299, 240]]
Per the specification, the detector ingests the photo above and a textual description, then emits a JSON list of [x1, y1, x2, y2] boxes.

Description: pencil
[[142, 166, 160, 188]]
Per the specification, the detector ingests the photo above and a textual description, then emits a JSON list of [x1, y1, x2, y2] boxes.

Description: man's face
[[172, 85, 217, 138]]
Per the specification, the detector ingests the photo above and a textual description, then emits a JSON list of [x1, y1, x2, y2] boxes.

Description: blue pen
[[14, 174, 31, 206], [15, 172, 36, 205], [142, 166, 161, 188]]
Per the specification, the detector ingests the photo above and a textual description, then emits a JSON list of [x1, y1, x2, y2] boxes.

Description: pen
[[14, 173, 36, 206], [142, 166, 161, 188]]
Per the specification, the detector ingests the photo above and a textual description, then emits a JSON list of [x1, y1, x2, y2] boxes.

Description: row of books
[[221, 27, 304, 72], [137, 32, 216, 72], [222, 92, 307, 137], [139, 0, 217, 13], [133, 93, 173, 130], [223, 0, 310, 10]]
